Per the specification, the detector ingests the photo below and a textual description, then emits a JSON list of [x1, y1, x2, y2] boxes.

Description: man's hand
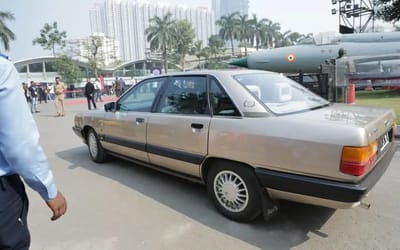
[[46, 192, 67, 221]]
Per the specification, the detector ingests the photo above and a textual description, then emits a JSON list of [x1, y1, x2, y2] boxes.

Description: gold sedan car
[[73, 70, 397, 222]]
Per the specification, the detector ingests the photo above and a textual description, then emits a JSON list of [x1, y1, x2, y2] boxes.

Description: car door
[[146, 75, 211, 177], [100, 77, 167, 163]]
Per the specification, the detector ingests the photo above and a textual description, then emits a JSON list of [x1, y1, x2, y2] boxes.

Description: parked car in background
[[73, 70, 397, 222]]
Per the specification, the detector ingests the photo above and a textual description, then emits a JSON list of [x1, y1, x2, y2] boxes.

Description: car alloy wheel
[[88, 131, 99, 159], [213, 170, 249, 213], [87, 128, 107, 163], [207, 161, 262, 222]]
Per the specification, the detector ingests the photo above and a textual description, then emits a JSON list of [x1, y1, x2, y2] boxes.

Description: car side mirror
[[104, 102, 116, 112]]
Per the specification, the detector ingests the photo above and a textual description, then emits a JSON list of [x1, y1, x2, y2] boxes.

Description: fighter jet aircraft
[[230, 32, 400, 73]]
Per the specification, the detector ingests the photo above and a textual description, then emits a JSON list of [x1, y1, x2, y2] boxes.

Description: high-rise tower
[[90, 0, 215, 62]]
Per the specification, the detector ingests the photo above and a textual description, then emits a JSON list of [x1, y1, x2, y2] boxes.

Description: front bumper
[[72, 126, 84, 139], [255, 141, 397, 203]]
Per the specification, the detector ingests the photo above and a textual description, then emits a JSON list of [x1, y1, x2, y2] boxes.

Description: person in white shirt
[[94, 78, 103, 102], [48, 83, 55, 102]]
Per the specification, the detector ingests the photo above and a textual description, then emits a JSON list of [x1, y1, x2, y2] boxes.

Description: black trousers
[[0, 175, 30, 250], [86, 95, 97, 110]]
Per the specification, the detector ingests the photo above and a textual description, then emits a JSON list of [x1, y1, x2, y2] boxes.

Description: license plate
[[379, 132, 390, 152]]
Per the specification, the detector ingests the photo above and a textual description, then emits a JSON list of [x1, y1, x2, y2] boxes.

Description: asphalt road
[[26, 99, 400, 250]]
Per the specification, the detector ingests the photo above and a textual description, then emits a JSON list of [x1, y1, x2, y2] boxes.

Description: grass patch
[[355, 89, 400, 124]]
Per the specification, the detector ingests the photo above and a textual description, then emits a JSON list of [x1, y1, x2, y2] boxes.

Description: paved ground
[[26, 99, 400, 250], [64, 96, 118, 106]]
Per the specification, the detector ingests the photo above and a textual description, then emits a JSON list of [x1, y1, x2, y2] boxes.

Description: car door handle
[[191, 123, 203, 129], [136, 118, 145, 124]]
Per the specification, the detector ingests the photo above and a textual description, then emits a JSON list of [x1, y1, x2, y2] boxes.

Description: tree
[[53, 56, 81, 85], [376, 0, 400, 23], [0, 11, 16, 51], [191, 40, 206, 69], [83, 35, 104, 78], [237, 14, 254, 56], [216, 12, 239, 56], [263, 20, 281, 48], [172, 20, 195, 71], [146, 13, 176, 73], [32, 22, 67, 56], [275, 31, 302, 47], [206, 35, 226, 69], [251, 15, 269, 51]]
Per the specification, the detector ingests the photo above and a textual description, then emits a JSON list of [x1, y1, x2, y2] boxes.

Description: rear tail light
[[340, 140, 378, 176]]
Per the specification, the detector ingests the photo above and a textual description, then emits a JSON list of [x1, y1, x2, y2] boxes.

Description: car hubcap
[[88, 132, 98, 158], [214, 170, 249, 213]]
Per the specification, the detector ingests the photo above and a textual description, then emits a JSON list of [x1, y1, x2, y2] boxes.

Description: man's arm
[[0, 58, 66, 219]]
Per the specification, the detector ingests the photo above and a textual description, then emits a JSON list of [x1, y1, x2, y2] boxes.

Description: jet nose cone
[[229, 57, 248, 68]]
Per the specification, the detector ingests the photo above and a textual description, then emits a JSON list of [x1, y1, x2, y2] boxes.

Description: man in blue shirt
[[0, 55, 67, 249]]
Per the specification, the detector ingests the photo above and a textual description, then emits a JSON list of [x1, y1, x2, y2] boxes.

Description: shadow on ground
[[57, 146, 336, 250]]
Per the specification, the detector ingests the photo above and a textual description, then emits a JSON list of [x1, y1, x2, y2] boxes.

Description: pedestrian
[[0, 55, 67, 249], [28, 81, 39, 113], [41, 85, 48, 103], [22, 82, 30, 103], [119, 77, 126, 94], [94, 78, 103, 102], [37, 84, 44, 104], [48, 84, 55, 102], [114, 78, 121, 97], [54, 77, 65, 116], [84, 78, 97, 110]]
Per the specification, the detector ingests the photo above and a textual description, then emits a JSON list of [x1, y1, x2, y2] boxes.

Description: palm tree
[[172, 20, 195, 71], [216, 12, 239, 56], [263, 20, 281, 48], [275, 30, 303, 47], [0, 11, 16, 51], [146, 13, 176, 73], [237, 14, 254, 56], [251, 15, 269, 51], [191, 40, 205, 69]]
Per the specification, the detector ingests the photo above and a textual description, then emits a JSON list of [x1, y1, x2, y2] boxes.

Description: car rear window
[[233, 73, 329, 115]]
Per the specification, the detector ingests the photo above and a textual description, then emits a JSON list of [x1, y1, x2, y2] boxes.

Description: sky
[[2, 0, 387, 61]]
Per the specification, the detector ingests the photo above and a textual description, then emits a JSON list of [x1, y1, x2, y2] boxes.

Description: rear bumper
[[255, 141, 397, 203]]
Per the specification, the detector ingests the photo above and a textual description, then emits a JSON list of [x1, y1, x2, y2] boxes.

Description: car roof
[[147, 69, 278, 78]]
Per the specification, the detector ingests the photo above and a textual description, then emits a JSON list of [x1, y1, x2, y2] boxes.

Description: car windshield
[[233, 73, 329, 115]]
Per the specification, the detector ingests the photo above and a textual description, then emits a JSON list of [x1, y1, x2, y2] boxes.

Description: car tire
[[87, 128, 107, 163], [206, 161, 262, 222]]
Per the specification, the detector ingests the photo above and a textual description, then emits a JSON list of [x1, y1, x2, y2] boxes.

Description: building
[[212, 0, 249, 21], [14, 56, 167, 88], [65, 33, 121, 67], [89, 0, 215, 62]]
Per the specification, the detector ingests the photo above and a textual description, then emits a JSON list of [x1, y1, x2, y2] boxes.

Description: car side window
[[157, 76, 208, 115], [118, 78, 166, 112], [210, 78, 240, 116]]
